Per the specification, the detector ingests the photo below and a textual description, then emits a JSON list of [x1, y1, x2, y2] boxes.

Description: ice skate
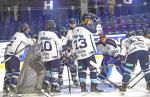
[[80, 82, 88, 96], [90, 83, 103, 95], [73, 80, 79, 87], [3, 87, 9, 97], [146, 82, 150, 92], [51, 85, 61, 96], [119, 84, 127, 95]]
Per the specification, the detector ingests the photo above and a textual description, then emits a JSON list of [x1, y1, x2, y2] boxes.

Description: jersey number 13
[[74, 39, 87, 49]]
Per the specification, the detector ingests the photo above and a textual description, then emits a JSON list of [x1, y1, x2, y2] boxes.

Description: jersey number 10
[[41, 41, 52, 51]]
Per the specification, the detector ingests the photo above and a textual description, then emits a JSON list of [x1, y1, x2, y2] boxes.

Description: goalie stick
[[90, 61, 120, 88], [90, 61, 144, 89], [129, 75, 144, 89]]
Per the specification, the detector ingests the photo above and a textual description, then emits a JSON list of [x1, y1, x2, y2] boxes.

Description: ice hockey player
[[37, 20, 62, 94], [3, 23, 34, 95], [96, 33, 124, 81], [57, 26, 67, 46], [66, 18, 77, 41], [91, 13, 103, 34], [59, 27, 78, 86], [144, 31, 150, 55], [119, 31, 150, 92], [72, 13, 103, 93]]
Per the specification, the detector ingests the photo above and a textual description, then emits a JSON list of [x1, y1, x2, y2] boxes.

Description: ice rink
[[0, 57, 150, 97]]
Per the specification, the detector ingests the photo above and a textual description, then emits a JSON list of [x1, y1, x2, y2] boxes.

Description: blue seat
[[127, 24, 136, 32], [135, 23, 144, 31]]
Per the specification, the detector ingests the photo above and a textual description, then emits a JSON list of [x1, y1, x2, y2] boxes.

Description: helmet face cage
[[46, 20, 56, 31]]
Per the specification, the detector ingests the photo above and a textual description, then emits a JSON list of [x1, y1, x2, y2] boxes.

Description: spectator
[[107, 0, 116, 17], [97, 0, 105, 16]]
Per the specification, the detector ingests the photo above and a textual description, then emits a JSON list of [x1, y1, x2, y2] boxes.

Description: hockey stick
[[1, 45, 30, 64], [96, 77, 117, 88], [67, 66, 71, 94], [127, 70, 142, 86], [129, 75, 144, 89]]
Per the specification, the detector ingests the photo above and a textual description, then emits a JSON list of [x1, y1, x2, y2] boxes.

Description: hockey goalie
[[16, 43, 46, 94]]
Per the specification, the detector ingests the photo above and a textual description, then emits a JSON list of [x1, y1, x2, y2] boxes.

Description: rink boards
[[0, 34, 126, 70]]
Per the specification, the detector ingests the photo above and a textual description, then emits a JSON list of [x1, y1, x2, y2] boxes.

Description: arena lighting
[[44, 0, 53, 10]]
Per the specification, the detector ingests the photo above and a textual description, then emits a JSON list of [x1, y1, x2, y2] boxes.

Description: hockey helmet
[[82, 13, 93, 21], [46, 20, 56, 31], [99, 33, 106, 38], [20, 23, 30, 32], [66, 40, 72, 50], [58, 26, 68, 36], [126, 31, 136, 38], [69, 18, 76, 24]]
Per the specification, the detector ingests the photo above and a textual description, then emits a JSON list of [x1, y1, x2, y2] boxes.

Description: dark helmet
[[99, 33, 106, 38], [66, 40, 72, 49], [58, 26, 68, 36], [143, 31, 150, 36], [69, 18, 76, 24], [82, 13, 93, 21], [59, 26, 67, 33], [20, 23, 30, 32], [126, 31, 136, 38], [46, 20, 56, 31]]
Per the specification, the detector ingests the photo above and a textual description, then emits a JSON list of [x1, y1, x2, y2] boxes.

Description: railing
[[0, 3, 150, 40]]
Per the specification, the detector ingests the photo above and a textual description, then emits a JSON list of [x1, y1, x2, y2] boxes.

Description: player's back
[[38, 31, 61, 62], [72, 26, 97, 60], [5, 32, 34, 57], [122, 36, 148, 55]]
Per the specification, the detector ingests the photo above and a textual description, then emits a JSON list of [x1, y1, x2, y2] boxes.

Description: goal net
[[16, 44, 46, 94]]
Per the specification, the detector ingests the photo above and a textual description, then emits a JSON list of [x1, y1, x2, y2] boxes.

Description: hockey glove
[[116, 55, 126, 64]]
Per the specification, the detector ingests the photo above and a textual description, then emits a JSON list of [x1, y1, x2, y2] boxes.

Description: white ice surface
[[0, 59, 149, 97]]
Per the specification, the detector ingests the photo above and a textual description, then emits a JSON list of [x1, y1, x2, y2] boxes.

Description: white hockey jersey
[[38, 31, 62, 62], [72, 26, 97, 60], [96, 23, 103, 34], [97, 38, 120, 57], [66, 29, 73, 41], [61, 36, 67, 46], [121, 36, 150, 56], [5, 32, 34, 58]]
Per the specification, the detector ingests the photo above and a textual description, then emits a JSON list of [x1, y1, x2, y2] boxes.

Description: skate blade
[[81, 92, 89, 96], [8, 93, 22, 97], [41, 89, 50, 97], [50, 92, 61, 96], [91, 92, 103, 95], [120, 92, 125, 96]]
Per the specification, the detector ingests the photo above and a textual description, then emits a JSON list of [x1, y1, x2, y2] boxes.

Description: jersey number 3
[[74, 39, 87, 49]]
